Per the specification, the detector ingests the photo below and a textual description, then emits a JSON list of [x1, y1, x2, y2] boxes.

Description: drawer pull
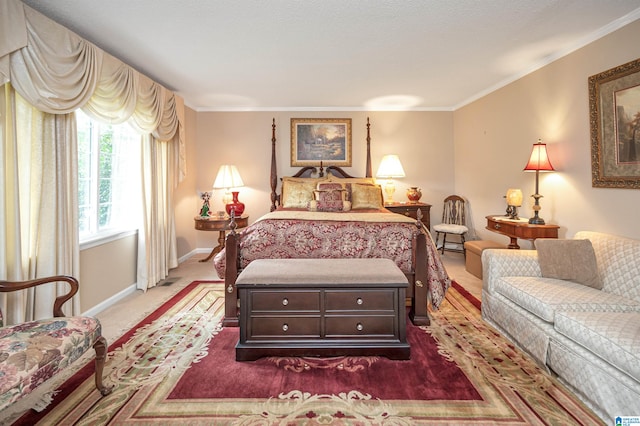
[[494, 223, 501, 230], [356, 323, 364, 331], [282, 323, 289, 332], [356, 297, 363, 305], [415, 280, 424, 288], [282, 298, 289, 306]]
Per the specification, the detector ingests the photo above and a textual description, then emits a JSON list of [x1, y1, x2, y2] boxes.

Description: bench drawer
[[325, 289, 395, 311], [248, 316, 321, 338], [250, 290, 320, 312], [325, 315, 396, 337]]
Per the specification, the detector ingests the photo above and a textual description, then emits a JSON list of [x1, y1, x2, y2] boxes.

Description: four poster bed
[[214, 118, 451, 327]]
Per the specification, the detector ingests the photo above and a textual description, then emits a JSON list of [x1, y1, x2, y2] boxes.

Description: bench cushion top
[[236, 258, 408, 286]]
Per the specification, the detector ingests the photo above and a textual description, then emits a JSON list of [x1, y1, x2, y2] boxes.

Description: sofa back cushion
[[575, 231, 640, 303], [535, 239, 601, 289]]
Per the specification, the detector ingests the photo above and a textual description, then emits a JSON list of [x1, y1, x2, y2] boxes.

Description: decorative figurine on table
[[199, 191, 211, 217]]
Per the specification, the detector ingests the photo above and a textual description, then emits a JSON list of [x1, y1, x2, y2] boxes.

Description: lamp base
[[529, 193, 545, 224], [528, 215, 545, 225], [505, 205, 520, 220], [383, 180, 395, 205]]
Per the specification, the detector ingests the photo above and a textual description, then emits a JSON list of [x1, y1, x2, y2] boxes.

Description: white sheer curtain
[[0, 87, 79, 324], [139, 135, 179, 289], [0, 0, 185, 321]]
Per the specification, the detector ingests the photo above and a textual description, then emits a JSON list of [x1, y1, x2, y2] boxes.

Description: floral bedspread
[[213, 211, 451, 309]]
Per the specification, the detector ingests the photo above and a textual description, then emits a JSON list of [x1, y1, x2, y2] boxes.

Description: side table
[[486, 215, 558, 249], [385, 202, 431, 231], [194, 215, 248, 262]]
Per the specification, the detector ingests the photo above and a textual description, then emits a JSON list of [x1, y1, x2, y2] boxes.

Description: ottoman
[[464, 240, 505, 279]]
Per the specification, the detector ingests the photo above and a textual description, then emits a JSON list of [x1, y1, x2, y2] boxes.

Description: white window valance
[[0, 0, 186, 178]]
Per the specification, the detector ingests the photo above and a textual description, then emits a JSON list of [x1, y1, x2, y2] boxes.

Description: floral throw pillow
[[310, 183, 350, 212]]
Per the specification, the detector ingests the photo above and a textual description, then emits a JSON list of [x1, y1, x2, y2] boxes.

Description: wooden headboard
[[269, 117, 374, 211]]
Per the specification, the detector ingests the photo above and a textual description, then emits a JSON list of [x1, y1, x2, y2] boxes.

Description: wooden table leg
[[508, 237, 520, 249], [199, 230, 226, 262]]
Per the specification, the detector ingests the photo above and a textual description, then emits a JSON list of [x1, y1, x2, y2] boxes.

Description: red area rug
[[11, 280, 604, 425]]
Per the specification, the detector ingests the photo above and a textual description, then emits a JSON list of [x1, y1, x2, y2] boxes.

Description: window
[[76, 110, 142, 241]]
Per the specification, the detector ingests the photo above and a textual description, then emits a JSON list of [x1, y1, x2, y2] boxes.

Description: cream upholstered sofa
[[481, 231, 640, 422]]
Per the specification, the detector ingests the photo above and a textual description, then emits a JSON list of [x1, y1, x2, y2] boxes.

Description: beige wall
[[454, 19, 640, 246], [184, 111, 454, 256], [174, 106, 200, 258], [80, 17, 640, 312], [180, 16, 640, 257], [79, 234, 137, 311]]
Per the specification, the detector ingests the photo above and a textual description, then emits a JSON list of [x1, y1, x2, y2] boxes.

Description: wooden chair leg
[[441, 233, 447, 254], [461, 234, 466, 259], [93, 336, 113, 396]]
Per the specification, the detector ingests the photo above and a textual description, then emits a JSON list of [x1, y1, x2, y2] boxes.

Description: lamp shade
[[523, 140, 555, 172], [213, 165, 244, 189], [506, 188, 523, 207], [376, 155, 406, 178]]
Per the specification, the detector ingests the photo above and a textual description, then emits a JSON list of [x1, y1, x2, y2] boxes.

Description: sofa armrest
[[482, 249, 541, 294]]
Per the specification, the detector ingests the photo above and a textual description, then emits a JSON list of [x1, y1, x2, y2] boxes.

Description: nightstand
[[194, 215, 249, 262], [385, 202, 431, 231]]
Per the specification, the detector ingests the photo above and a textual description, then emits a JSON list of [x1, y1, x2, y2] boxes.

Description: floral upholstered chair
[[0, 276, 111, 412]]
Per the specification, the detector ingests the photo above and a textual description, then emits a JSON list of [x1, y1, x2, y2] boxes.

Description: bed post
[[365, 117, 372, 178], [270, 118, 278, 212], [410, 232, 430, 326], [223, 213, 240, 327], [409, 209, 430, 325]]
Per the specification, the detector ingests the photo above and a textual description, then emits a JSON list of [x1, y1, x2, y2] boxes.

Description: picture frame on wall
[[589, 57, 640, 189], [290, 118, 352, 167]]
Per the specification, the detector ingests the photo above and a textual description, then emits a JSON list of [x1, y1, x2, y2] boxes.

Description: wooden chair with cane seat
[[433, 195, 469, 258]]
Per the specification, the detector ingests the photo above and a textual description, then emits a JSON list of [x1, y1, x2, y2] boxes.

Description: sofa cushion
[[493, 276, 640, 323], [535, 238, 601, 289], [554, 311, 640, 382]]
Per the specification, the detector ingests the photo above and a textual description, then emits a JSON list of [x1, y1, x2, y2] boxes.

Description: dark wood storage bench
[[235, 258, 410, 361]]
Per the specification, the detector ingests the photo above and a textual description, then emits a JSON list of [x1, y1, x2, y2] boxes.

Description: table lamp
[[523, 139, 555, 224], [213, 165, 245, 215], [376, 154, 406, 204], [505, 188, 523, 219]]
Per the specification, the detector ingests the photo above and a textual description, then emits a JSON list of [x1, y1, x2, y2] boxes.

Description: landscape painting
[[290, 118, 352, 167]]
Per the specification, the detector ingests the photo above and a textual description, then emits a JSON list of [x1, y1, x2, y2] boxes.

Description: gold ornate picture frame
[[589, 58, 640, 189], [290, 118, 352, 167]]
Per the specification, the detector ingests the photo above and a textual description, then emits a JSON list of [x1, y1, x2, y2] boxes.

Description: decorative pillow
[[314, 182, 347, 202], [309, 199, 352, 212], [310, 182, 351, 212], [350, 183, 384, 209], [535, 238, 602, 289], [281, 177, 325, 208]]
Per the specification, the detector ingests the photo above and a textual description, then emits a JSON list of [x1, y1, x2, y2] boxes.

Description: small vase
[[406, 187, 422, 203], [225, 191, 245, 216]]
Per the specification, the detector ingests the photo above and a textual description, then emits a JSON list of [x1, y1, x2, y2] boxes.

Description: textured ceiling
[[20, 0, 640, 111]]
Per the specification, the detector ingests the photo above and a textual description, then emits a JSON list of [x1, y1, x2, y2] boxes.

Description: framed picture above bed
[[589, 57, 640, 189], [290, 118, 352, 167]]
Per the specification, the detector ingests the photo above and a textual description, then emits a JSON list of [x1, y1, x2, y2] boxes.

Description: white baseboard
[[178, 248, 211, 263], [84, 249, 215, 317], [82, 284, 138, 317]]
